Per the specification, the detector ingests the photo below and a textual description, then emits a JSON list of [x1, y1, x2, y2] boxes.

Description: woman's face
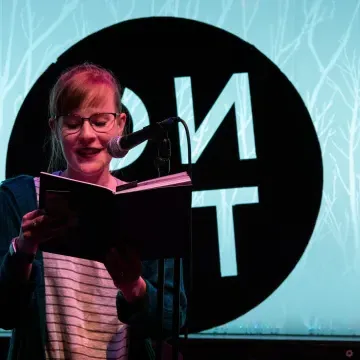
[[54, 88, 125, 178]]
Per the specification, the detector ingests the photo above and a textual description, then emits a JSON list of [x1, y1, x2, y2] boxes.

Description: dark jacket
[[0, 175, 187, 359]]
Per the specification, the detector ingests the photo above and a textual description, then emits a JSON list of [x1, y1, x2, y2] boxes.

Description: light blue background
[[1, 0, 360, 338]]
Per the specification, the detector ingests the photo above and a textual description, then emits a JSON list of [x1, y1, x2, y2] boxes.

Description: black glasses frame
[[56, 112, 121, 134]]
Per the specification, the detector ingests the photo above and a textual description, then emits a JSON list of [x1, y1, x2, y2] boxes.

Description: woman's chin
[[75, 162, 106, 177]]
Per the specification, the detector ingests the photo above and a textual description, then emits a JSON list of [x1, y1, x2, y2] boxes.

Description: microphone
[[107, 117, 180, 158]]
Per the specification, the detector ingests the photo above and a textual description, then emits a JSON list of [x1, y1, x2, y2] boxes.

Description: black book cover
[[38, 172, 192, 262]]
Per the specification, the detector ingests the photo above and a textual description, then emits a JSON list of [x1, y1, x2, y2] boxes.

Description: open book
[[38, 171, 192, 261]]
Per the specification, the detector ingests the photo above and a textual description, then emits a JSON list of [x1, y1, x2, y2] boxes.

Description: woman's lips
[[76, 148, 102, 159]]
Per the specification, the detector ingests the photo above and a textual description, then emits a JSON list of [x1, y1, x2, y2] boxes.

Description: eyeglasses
[[57, 112, 120, 134]]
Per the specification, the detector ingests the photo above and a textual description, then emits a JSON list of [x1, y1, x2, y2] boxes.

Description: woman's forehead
[[66, 85, 116, 113], [82, 89, 115, 108]]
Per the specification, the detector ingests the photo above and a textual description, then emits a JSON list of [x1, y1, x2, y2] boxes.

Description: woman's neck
[[62, 167, 117, 190]]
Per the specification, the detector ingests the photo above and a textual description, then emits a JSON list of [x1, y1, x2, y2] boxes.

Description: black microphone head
[[107, 136, 128, 158]]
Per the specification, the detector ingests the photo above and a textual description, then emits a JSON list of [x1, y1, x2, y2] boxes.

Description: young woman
[[0, 63, 187, 360]]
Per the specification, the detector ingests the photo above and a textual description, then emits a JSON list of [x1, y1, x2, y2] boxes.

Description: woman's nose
[[78, 120, 96, 139]]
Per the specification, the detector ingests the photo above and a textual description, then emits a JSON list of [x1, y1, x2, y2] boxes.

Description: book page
[[40, 171, 191, 196], [116, 171, 191, 194], [40, 172, 115, 192]]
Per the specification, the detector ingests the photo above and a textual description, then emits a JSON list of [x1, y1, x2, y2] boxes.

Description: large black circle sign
[[7, 17, 323, 333]]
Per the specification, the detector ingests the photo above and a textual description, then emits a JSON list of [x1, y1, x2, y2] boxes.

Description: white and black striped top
[[34, 176, 129, 360]]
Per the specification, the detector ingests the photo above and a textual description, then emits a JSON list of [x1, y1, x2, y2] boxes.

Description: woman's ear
[[118, 113, 127, 136]]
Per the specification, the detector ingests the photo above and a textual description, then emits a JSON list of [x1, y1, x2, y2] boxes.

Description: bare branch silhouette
[[0, 0, 79, 181], [1, 0, 79, 100], [105, 0, 136, 22], [307, 0, 359, 112]]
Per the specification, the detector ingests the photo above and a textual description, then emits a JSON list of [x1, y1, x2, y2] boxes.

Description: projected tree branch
[[0, 0, 79, 180], [303, 0, 360, 284], [105, 0, 135, 22], [328, 50, 360, 273]]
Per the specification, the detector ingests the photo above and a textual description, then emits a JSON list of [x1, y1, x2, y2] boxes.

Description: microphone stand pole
[[154, 133, 174, 360], [153, 118, 191, 360]]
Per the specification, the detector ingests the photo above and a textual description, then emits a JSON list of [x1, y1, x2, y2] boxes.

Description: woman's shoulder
[[0, 174, 35, 190], [1, 175, 36, 203], [0, 174, 37, 213], [1, 170, 63, 187]]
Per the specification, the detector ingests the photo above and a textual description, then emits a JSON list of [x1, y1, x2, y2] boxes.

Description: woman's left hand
[[104, 246, 147, 302]]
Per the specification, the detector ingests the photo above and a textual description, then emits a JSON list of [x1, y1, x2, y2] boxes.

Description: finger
[[104, 249, 127, 273], [24, 212, 72, 231], [21, 214, 72, 244], [116, 244, 136, 262], [105, 248, 142, 284], [22, 209, 46, 222], [22, 214, 50, 232], [109, 248, 136, 271], [105, 248, 123, 268], [21, 215, 44, 234], [123, 247, 141, 267]]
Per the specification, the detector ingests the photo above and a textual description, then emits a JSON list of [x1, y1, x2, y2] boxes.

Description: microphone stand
[[111, 117, 192, 360], [154, 136, 171, 178], [154, 133, 170, 360], [152, 118, 192, 360]]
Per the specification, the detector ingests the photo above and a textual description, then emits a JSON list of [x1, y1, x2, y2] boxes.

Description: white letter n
[[175, 73, 256, 164]]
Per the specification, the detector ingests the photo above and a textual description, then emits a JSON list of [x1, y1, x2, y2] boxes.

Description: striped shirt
[[34, 175, 129, 360]]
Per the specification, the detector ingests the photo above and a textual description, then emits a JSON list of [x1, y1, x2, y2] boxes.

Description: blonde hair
[[47, 63, 122, 172]]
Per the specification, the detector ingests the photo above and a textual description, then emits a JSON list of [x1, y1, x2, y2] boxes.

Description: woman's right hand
[[17, 209, 72, 254]]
